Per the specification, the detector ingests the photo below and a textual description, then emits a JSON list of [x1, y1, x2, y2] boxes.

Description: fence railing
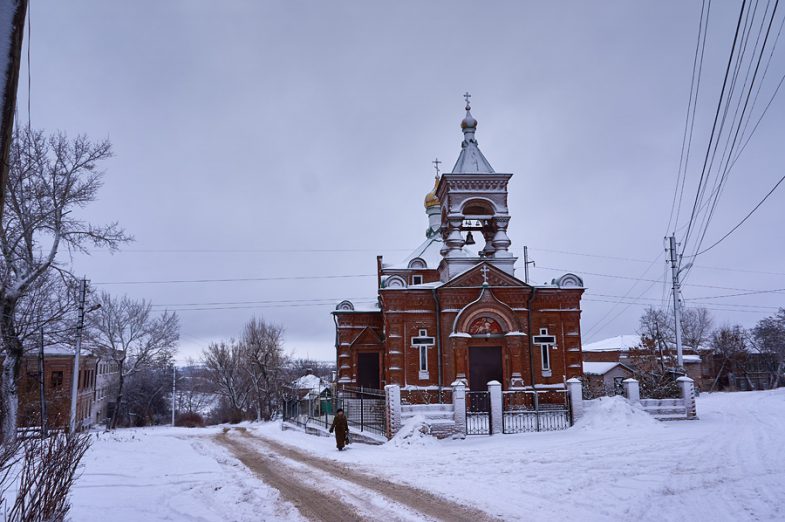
[[502, 389, 571, 434], [334, 386, 386, 436], [282, 385, 387, 437], [400, 387, 452, 405]]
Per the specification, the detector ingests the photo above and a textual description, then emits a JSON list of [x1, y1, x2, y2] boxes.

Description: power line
[[95, 274, 376, 285], [585, 291, 781, 310], [668, 0, 711, 235], [88, 248, 411, 254], [536, 264, 785, 293], [150, 296, 375, 308], [165, 300, 378, 313], [690, 172, 785, 256], [582, 296, 772, 314], [689, 0, 781, 261], [682, 0, 748, 254], [582, 253, 664, 339]]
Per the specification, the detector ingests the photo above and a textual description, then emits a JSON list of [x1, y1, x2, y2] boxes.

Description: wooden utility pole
[[0, 0, 29, 219]]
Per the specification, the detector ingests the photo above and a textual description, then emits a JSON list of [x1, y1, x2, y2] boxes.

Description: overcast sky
[[20, 1, 785, 362]]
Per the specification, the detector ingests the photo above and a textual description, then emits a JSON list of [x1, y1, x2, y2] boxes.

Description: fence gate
[[502, 390, 571, 434], [466, 391, 491, 435]]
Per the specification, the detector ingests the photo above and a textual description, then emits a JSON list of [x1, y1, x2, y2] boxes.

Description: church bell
[[465, 231, 476, 245]]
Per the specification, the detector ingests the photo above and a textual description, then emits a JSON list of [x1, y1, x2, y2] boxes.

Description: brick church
[[333, 97, 585, 399]]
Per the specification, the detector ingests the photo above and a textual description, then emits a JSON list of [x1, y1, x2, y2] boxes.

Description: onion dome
[[461, 102, 477, 130], [424, 175, 440, 208], [452, 93, 495, 174]]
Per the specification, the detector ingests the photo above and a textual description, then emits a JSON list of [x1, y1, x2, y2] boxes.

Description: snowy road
[[216, 427, 498, 522], [69, 389, 785, 521]]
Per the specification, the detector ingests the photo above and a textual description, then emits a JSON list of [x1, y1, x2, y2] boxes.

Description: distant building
[[582, 361, 634, 396], [582, 334, 705, 386], [18, 345, 120, 431], [702, 350, 781, 392]]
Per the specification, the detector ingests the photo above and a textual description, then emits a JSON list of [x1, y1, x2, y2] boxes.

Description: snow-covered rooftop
[[582, 335, 641, 352], [292, 374, 326, 391], [582, 361, 629, 375], [28, 344, 97, 357]]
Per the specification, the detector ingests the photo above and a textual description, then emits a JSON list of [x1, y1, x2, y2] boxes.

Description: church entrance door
[[468, 346, 503, 392], [357, 352, 380, 390]]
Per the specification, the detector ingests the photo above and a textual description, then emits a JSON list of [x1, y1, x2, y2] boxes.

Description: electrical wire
[[95, 274, 376, 285], [690, 172, 785, 256], [668, 0, 711, 235], [682, 0, 748, 253]]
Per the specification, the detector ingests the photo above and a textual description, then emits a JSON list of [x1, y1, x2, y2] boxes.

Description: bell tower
[[436, 94, 517, 281]]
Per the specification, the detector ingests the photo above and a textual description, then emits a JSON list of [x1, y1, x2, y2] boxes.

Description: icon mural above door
[[468, 316, 503, 335]]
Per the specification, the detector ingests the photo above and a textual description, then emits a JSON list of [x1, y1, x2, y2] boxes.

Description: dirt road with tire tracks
[[215, 428, 498, 522]]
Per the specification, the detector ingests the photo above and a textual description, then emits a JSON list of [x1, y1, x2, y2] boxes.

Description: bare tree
[[681, 307, 713, 351], [88, 292, 179, 429], [751, 308, 785, 388], [639, 306, 713, 366], [709, 325, 747, 391], [175, 360, 216, 417], [202, 340, 251, 422], [242, 317, 286, 421], [0, 128, 129, 441], [638, 307, 671, 370]]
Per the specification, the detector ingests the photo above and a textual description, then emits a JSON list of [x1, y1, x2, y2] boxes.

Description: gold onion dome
[[424, 176, 440, 209]]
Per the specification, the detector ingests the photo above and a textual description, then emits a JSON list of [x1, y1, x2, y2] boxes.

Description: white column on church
[[491, 216, 512, 257], [488, 380, 503, 435], [451, 380, 467, 439], [444, 215, 466, 258]]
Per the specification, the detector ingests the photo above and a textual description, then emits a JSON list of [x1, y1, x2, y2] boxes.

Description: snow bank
[[576, 396, 662, 431], [386, 415, 438, 448]]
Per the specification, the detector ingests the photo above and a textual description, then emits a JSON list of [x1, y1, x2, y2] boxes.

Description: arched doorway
[[466, 316, 504, 391]]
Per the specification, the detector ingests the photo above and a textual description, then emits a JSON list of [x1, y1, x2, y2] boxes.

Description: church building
[[333, 97, 585, 400]]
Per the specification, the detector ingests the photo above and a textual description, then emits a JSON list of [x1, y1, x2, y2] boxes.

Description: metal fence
[[282, 385, 387, 437], [502, 389, 571, 434], [335, 386, 386, 436], [400, 388, 452, 406], [466, 390, 491, 435]]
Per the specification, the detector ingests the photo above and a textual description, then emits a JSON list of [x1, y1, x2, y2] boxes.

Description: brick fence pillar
[[566, 377, 583, 424], [677, 376, 697, 419], [488, 380, 503, 435], [384, 384, 401, 439], [451, 380, 466, 439], [623, 378, 640, 404]]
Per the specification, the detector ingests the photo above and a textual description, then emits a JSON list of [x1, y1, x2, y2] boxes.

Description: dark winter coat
[[329, 413, 349, 449]]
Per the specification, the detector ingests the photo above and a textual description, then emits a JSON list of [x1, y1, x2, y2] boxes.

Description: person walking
[[329, 408, 350, 451]]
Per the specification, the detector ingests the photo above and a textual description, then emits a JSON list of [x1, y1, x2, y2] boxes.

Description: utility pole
[[38, 327, 47, 438], [69, 278, 87, 433], [668, 235, 684, 371], [523, 245, 535, 284], [171, 364, 176, 426]]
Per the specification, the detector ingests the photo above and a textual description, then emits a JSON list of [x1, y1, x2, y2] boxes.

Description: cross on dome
[[463, 91, 472, 109], [432, 157, 442, 176]]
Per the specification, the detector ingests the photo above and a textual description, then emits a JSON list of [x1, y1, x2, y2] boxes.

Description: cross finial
[[432, 157, 441, 176], [480, 264, 490, 285], [463, 91, 472, 109]]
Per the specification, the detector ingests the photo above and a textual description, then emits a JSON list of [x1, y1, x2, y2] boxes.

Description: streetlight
[[69, 277, 102, 433]]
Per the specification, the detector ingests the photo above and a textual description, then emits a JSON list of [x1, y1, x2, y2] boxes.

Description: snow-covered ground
[[70, 389, 785, 521], [69, 427, 303, 522]]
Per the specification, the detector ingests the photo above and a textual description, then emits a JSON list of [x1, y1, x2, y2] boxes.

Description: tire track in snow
[[215, 431, 366, 522], [235, 429, 500, 522]]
